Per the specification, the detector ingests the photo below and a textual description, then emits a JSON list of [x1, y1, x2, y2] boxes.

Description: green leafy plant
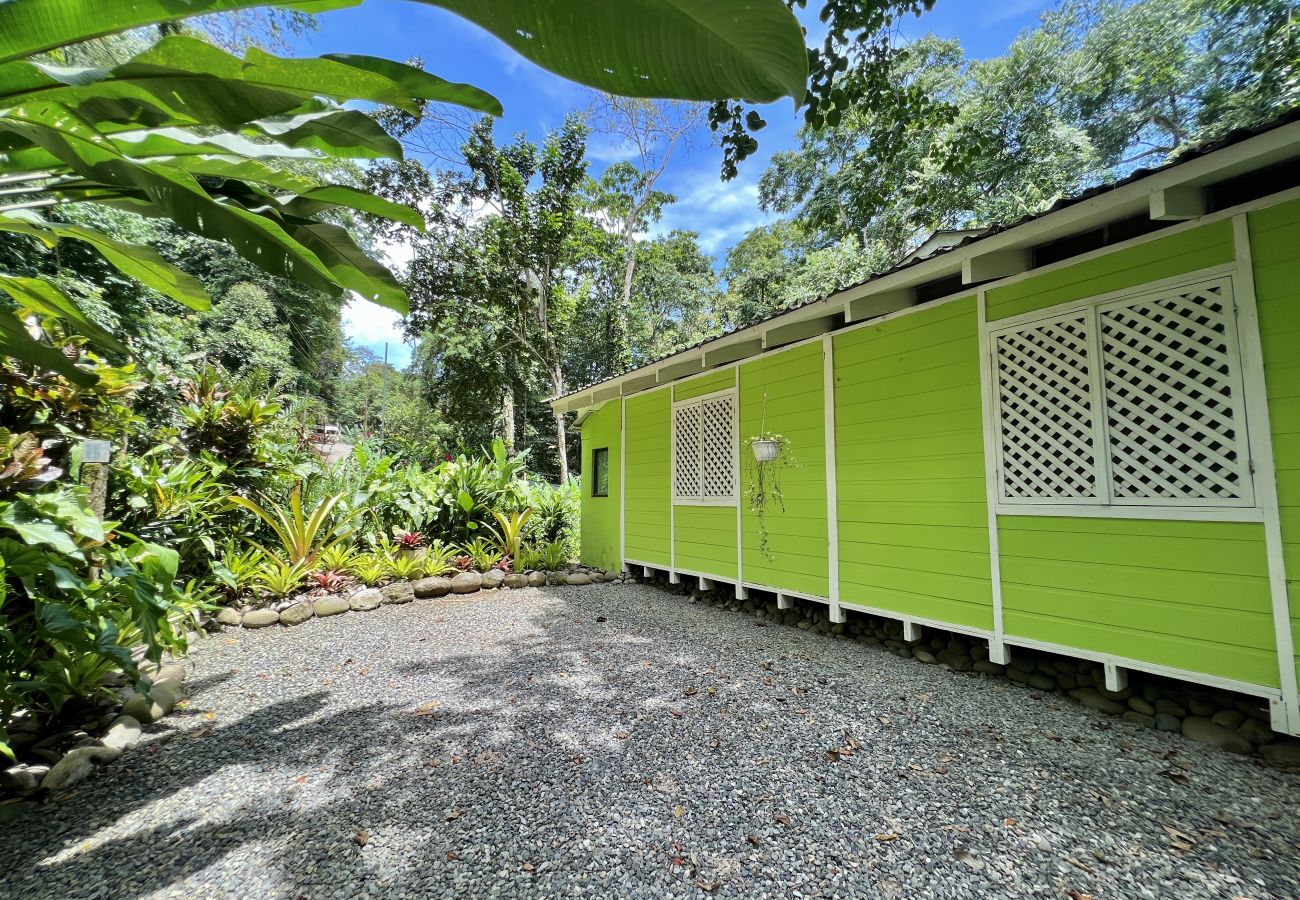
[[228, 486, 358, 568], [0, 485, 193, 759], [489, 508, 533, 573], [210, 541, 267, 602], [352, 553, 390, 587], [316, 543, 362, 574], [743, 432, 798, 563], [539, 540, 570, 572], [253, 555, 308, 599], [464, 536, 502, 573], [0, 430, 50, 494], [518, 545, 543, 572], [386, 551, 425, 581], [421, 540, 459, 577]]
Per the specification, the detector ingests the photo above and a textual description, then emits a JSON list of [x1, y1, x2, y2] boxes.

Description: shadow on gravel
[[5, 589, 1300, 899]]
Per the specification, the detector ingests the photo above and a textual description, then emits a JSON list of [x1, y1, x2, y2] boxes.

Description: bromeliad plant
[[464, 536, 502, 573], [489, 508, 533, 573], [421, 541, 459, 577], [229, 486, 359, 569]]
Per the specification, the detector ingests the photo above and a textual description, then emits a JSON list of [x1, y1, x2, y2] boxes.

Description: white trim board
[[1231, 212, 1299, 735], [976, 288, 1010, 665], [821, 334, 844, 624]]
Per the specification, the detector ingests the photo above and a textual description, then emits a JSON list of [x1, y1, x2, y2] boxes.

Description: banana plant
[[0, 0, 806, 383]]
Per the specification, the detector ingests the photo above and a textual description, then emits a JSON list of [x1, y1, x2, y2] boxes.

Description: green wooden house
[[551, 111, 1300, 737]]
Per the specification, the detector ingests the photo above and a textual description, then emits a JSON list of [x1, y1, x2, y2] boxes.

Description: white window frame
[[671, 387, 739, 507], [985, 266, 1260, 521]]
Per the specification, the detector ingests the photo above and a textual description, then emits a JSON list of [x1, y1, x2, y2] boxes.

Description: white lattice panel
[[673, 404, 702, 498], [701, 395, 736, 499], [1099, 279, 1249, 502], [992, 314, 1099, 500]]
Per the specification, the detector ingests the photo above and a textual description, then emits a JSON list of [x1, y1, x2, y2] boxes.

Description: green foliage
[[316, 543, 362, 574], [252, 555, 308, 599], [211, 542, 267, 601], [538, 540, 571, 572], [228, 486, 357, 568], [385, 552, 425, 581], [0, 485, 196, 758], [464, 536, 503, 573], [489, 508, 533, 573], [421, 540, 459, 577], [352, 553, 390, 587]]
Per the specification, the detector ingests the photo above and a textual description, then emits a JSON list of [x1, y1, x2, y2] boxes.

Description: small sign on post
[[82, 438, 112, 464], [81, 437, 112, 517]]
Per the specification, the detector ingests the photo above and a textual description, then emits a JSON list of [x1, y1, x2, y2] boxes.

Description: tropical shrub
[[385, 552, 425, 581], [489, 508, 533, 573], [316, 544, 363, 575], [253, 556, 308, 600], [352, 554, 390, 587], [421, 541, 459, 577], [539, 540, 572, 572], [229, 487, 358, 568], [0, 485, 197, 759], [464, 536, 502, 573]]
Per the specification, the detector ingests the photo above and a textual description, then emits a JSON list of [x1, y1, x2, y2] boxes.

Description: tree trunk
[[617, 235, 636, 369], [502, 385, 516, 450], [552, 362, 569, 482]]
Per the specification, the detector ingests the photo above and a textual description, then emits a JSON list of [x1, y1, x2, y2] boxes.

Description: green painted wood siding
[[984, 221, 1235, 322], [672, 370, 738, 577], [988, 216, 1274, 688], [738, 341, 828, 596], [999, 518, 1276, 686], [1248, 197, 1300, 688], [832, 297, 993, 630], [674, 368, 735, 401], [579, 400, 622, 573], [624, 389, 671, 565], [674, 506, 738, 579]]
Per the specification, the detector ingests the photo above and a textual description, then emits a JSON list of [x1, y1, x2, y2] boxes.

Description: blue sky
[[304, 1, 1056, 367]]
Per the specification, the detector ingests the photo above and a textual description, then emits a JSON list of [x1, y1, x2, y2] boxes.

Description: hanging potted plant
[[743, 391, 798, 562]]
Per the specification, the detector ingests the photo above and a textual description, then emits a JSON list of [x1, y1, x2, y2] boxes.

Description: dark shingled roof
[[555, 105, 1300, 403]]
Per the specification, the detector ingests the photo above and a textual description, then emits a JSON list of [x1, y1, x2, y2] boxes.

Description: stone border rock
[[212, 566, 631, 631], [636, 570, 1300, 768], [2, 660, 190, 808]]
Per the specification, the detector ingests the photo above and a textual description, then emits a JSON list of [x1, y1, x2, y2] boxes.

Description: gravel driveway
[[2, 583, 1298, 899]]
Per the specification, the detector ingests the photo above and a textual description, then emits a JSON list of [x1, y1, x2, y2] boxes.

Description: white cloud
[[342, 294, 412, 369], [653, 165, 776, 256]]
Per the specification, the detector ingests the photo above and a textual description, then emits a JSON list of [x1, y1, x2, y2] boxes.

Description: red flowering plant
[[453, 554, 473, 571], [396, 531, 425, 552], [311, 570, 347, 593]]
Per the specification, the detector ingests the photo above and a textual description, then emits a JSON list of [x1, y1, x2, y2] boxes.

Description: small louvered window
[[990, 276, 1253, 509], [673, 391, 737, 504]]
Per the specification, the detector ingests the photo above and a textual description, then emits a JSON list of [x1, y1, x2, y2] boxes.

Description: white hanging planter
[[751, 439, 780, 463]]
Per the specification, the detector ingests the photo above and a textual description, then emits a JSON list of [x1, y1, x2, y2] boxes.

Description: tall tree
[[586, 97, 704, 370]]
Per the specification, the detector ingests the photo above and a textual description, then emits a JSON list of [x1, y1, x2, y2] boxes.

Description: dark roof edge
[[552, 107, 1300, 408]]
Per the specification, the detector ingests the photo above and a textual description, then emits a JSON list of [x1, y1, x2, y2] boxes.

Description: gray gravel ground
[[3, 583, 1299, 899]]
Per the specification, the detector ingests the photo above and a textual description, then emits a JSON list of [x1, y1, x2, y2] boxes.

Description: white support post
[[1233, 214, 1300, 735], [1104, 663, 1128, 693], [619, 397, 627, 573], [668, 571, 681, 585], [822, 334, 843, 626], [976, 288, 1011, 666], [828, 604, 846, 624], [642, 565, 652, 579], [699, 577, 715, 591], [777, 593, 793, 611], [903, 621, 922, 642], [736, 583, 750, 600]]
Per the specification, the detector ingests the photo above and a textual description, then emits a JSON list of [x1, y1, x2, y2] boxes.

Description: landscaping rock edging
[[2, 660, 190, 806], [214, 566, 629, 632]]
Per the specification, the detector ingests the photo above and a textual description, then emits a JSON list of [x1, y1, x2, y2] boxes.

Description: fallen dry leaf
[[521, 861, 535, 872], [670, 709, 684, 718], [615, 730, 630, 739], [446, 809, 464, 821], [353, 829, 369, 847], [874, 832, 899, 842], [446, 850, 459, 861], [693, 881, 722, 892], [775, 814, 791, 826], [673, 805, 684, 818]]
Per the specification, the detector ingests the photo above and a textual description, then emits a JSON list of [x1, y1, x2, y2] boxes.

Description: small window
[[591, 447, 609, 497], [989, 275, 1254, 509], [673, 391, 737, 504]]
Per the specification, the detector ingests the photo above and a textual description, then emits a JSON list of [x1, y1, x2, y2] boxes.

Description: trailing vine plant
[[743, 391, 799, 562]]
